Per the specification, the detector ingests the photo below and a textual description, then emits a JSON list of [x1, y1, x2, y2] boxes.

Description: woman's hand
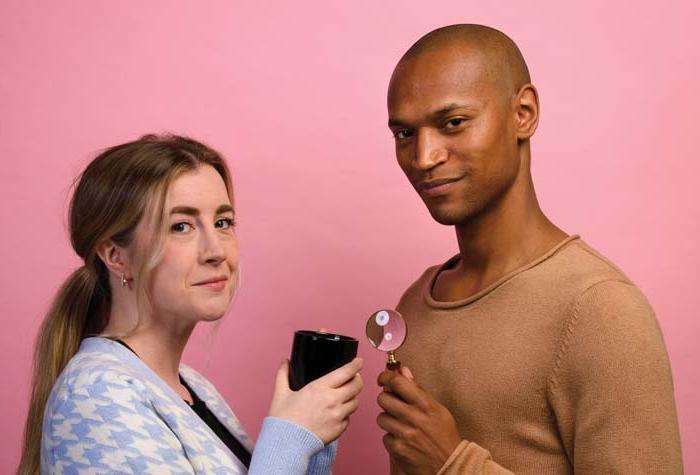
[[268, 358, 363, 444]]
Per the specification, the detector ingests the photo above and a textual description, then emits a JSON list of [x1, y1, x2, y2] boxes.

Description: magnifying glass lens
[[366, 309, 406, 352]]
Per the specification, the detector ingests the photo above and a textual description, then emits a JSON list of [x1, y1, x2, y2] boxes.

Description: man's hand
[[377, 366, 462, 474]]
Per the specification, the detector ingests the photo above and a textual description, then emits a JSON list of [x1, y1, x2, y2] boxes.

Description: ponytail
[[18, 264, 108, 475]]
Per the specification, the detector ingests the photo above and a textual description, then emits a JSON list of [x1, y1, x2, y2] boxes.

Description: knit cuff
[[436, 440, 510, 475], [436, 440, 472, 475], [248, 417, 326, 474]]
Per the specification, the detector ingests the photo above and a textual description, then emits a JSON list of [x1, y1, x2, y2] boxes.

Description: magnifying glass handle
[[386, 351, 401, 371]]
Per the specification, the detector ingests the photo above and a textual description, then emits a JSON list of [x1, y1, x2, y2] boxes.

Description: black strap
[[180, 377, 252, 468], [113, 339, 251, 468]]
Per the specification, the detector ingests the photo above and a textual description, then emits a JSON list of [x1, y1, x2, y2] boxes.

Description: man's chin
[[426, 206, 469, 226]]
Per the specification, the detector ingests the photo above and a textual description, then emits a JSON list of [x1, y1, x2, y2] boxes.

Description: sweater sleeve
[[42, 374, 196, 474], [388, 442, 513, 475], [248, 417, 336, 475], [547, 280, 683, 474], [435, 442, 514, 474]]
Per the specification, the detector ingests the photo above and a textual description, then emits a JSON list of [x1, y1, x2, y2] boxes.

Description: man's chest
[[397, 304, 567, 437]]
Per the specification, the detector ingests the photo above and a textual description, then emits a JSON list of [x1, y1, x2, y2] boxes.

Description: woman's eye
[[215, 218, 235, 229], [171, 222, 194, 233], [393, 129, 414, 140]]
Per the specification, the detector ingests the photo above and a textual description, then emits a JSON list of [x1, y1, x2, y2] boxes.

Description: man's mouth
[[416, 177, 462, 197]]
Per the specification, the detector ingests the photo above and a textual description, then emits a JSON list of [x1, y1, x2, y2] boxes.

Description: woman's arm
[[248, 417, 336, 474], [247, 358, 363, 474]]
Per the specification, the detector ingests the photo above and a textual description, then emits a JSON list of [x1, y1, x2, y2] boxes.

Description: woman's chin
[[197, 310, 227, 323]]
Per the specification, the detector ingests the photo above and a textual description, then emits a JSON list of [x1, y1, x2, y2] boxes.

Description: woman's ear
[[95, 239, 130, 282], [514, 83, 539, 140]]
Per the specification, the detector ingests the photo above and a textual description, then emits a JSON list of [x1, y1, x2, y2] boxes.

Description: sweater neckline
[[423, 235, 581, 309]]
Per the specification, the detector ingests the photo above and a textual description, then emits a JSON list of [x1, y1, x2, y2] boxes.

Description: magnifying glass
[[366, 309, 406, 371]]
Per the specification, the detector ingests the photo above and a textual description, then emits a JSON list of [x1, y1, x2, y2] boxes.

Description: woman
[[19, 135, 363, 474]]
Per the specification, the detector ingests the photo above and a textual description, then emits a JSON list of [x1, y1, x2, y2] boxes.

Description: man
[[376, 24, 682, 474]]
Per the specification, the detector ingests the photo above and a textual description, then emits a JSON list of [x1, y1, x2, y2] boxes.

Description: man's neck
[[434, 176, 566, 302]]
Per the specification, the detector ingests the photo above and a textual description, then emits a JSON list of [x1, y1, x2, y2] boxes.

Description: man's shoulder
[[395, 257, 453, 305], [545, 237, 634, 287], [540, 238, 657, 321]]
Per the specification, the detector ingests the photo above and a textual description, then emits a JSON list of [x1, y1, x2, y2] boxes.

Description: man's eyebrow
[[170, 204, 234, 216], [388, 117, 408, 128], [430, 103, 477, 116], [388, 103, 477, 128]]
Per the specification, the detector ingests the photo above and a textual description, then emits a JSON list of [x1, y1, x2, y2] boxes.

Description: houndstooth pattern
[[179, 365, 253, 453], [41, 338, 249, 474]]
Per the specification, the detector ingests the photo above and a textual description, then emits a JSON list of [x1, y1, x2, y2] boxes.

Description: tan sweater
[[394, 236, 682, 474]]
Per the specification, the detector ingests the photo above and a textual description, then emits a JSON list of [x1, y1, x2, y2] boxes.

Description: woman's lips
[[193, 277, 228, 291]]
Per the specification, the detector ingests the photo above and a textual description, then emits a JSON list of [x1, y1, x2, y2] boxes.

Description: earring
[[121, 274, 129, 287]]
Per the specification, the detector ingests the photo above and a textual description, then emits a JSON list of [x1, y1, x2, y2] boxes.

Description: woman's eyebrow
[[170, 206, 199, 216], [169, 204, 234, 216], [216, 204, 234, 215]]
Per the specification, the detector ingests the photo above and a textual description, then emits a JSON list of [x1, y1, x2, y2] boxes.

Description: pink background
[[1, 1, 698, 472]]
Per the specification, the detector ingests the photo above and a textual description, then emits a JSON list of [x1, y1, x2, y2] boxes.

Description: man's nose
[[414, 129, 448, 170]]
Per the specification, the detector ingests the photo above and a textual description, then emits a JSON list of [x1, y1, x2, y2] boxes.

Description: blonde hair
[[18, 134, 233, 474]]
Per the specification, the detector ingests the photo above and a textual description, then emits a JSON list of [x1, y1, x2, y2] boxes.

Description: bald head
[[392, 24, 531, 101]]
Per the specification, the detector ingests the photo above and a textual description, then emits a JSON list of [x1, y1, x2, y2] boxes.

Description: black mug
[[289, 330, 359, 391]]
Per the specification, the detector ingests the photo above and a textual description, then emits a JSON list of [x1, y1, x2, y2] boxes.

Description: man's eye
[[445, 118, 466, 129], [215, 218, 235, 229], [393, 129, 414, 140], [171, 222, 194, 233]]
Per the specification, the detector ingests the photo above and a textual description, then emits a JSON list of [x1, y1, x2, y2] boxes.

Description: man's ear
[[514, 83, 539, 140], [95, 239, 130, 281]]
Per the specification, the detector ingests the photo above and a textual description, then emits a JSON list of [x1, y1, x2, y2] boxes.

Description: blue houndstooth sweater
[[41, 337, 336, 474]]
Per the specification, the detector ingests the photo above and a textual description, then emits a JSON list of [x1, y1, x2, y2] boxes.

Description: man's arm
[[547, 279, 683, 474]]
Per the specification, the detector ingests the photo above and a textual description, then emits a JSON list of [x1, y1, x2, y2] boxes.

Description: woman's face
[[134, 165, 238, 327]]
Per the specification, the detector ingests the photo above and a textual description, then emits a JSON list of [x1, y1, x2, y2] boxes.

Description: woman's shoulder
[[178, 364, 232, 415], [45, 338, 156, 417], [179, 364, 217, 394], [40, 339, 207, 473]]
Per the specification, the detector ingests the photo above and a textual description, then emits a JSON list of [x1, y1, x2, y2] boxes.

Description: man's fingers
[[382, 432, 405, 459], [377, 369, 396, 387], [378, 371, 424, 406], [319, 358, 363, 388], [376, 387, 417, 421], [399, 366, 414, 381], [376, 411, 409, 436]]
